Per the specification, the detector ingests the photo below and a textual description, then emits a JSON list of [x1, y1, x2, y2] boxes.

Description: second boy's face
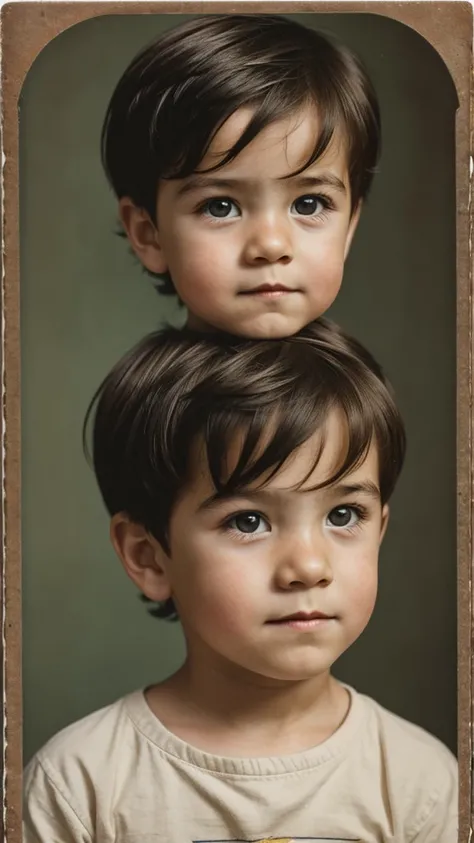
[[123, 106, 359, 337], [154, 412, 388, 684]]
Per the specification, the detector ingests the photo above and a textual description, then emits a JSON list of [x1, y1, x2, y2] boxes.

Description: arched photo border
[[1, 2, 472, 840]]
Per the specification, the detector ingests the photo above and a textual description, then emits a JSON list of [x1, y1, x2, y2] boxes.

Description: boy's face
[[148, 412, 388, 684], [121, 106, 360, 338]]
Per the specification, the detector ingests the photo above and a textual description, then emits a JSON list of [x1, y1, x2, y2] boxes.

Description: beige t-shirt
[[23, 685, 457, 843]]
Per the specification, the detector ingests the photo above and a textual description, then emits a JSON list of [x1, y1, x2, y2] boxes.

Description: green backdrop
[[20, 12, 458, 762]]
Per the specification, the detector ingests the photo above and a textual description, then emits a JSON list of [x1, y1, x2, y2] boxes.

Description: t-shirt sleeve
[[408, 752, 458, 843], [23, 756, 93, 843]]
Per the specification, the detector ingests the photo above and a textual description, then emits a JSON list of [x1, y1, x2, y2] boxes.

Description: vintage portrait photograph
[[2, 2, 472, 841]]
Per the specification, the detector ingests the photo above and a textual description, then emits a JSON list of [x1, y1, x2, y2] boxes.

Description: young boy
[[102, 14, 379, 337], [23, 319, 457, 843]]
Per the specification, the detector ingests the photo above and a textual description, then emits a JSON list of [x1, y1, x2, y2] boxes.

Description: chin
[[235, 314, 309, 340], [256, 659, 333, 683]]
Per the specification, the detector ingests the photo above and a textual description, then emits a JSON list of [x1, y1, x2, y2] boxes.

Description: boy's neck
[[145, 655, 350, 757]]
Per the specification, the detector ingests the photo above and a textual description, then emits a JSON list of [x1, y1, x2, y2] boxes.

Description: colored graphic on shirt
[[193, 837, 362, 842]]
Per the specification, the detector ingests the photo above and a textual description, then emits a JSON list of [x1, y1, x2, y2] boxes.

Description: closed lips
[[240, 284, 298, 294], [267, 611, 333, 623]]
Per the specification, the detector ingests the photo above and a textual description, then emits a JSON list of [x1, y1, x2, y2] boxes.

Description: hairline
[[168, 409, 384, 526], [153, 101, 356, 217]]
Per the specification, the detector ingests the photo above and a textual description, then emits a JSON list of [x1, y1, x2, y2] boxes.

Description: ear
[[110, 513, 172, 603], [379, 504, 390, 545], [343, 201, 362, 259], [119, 197, 169, 275]]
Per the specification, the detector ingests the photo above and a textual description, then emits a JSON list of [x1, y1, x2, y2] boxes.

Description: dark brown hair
[[85, 318, 405, 619], [102, 14, 381, 294]]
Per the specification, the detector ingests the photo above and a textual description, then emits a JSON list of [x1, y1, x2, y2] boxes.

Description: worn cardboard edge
[[1, 15, 6, 838], [0, 2, 472, 841]]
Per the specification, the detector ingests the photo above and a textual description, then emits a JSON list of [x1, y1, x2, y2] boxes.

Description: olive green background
[[20, 12, 458, 762]]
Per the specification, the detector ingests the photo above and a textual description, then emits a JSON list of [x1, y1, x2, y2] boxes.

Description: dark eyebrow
[[286, 173, 347, 194], [197, 489, 262, 514], [176, 177, 242, 198], [330, 481, 381, 500], [175, 172, 347, 198], [197, 480, 380, 513]]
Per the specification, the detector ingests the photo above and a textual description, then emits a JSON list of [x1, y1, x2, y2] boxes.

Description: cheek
[[304, 236, 345, 274], [335, 537, 378, 596], [168, 222, 229, 264], [343, 557, 378, 619], [305, 216, 350, 259], [169, 539, 263, 629], [183, 580, 260, 644], [198, 589, 256, 637], [353, 575, 378, 617], [171, 242, 233, 302], [305, 257, 344, 312]]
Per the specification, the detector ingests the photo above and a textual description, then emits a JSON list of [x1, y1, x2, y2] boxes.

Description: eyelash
[[195, 193, 336, 220], [337, 504, 369, 535], [299, 193, 336, 216], [220, 503, 370, 543], [220, 511, 269, 543]]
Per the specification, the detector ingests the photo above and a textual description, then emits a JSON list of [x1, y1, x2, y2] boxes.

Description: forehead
[[197, 104, 349, 181], [188, 410, 380, 498], [253, 415, 379, 493]]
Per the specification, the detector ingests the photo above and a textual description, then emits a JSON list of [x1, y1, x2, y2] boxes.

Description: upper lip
[[269, 610, 333, 622]]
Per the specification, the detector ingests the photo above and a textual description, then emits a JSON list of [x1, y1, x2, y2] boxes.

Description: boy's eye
[[326, 505, 360, 529], [227, 511, 269, 535], [202, 198, 239, 219], [291, 194, 327, 217]]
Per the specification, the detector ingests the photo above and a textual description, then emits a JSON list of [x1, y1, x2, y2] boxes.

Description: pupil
[[330, 507, 351, 527], [295, 195, 317, 215], [235, 513, 259, 533], [209, 199, 231, 217]]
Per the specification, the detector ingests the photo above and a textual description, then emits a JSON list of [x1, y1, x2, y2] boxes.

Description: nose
[[243, 213, 293, 265], [274, 533, 333, 591]]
